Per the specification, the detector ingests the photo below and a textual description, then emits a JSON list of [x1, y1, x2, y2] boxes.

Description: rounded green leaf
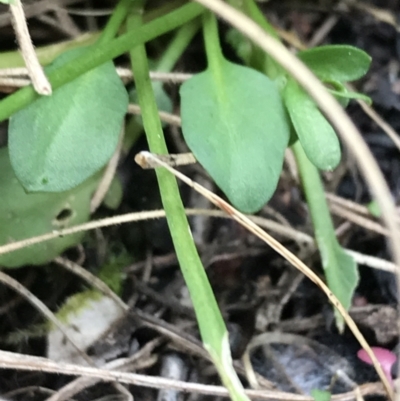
[[0, 147, 99, 268], [180, 60, 290, 213], [298, 45, 371, 83], [284, 79, 341, 170], [9, 47, 128, 192]]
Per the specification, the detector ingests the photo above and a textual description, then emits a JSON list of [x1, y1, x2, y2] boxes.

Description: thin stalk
[[128, 0, 224, 349], [156, 19, 201, 72], [227, 0, 281, 77], [292, 140, 358, 331], [0, 3, 204, 122], [98, 0, 133, 45], [127, 5, 248, 401], [202, 10, 224, 71]]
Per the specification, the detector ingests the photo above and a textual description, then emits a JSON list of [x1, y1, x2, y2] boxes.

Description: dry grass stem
[[0, 270, 92, 365], [90, 125, 125, 213], [9, 0, 51, 95], [135, 151, 394, 399]]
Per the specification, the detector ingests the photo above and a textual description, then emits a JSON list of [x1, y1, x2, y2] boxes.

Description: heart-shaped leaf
[[0, 147, 100, 268], [284, 79, 341, 170], [180, 60, 290, 213], [298, 45, 371, 83], [9, 46, 128, 192]]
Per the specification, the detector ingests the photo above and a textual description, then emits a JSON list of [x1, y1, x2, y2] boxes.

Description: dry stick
[[356, 97, 400, 153], [134, 151, 394, 399], [133, 95, 400, 268], [329, 203, 389, 237], [326, 193, 371, 216], [50, 257, 132, 401], [0, 348, 387, 401], [0, 207, 395, 272], [90, 125, 125, 213], [188, 0, 400, 396], [0, 270, 93, 365], [9, 0, 51, 95], [127, 103, 182, 126], [190, 0, 400, 271], [129, 98, 400, 233], [53, 256, 128, 312], [0, 67, 193, 84], [274, 19, 400, 157], [0, 265, 130, 400], [44, 339, 161, 401]]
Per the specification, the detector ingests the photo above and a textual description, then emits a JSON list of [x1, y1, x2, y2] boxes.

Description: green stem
[[156, 19, 201, 72], [228, 0, 282, 78], [242, 0, 279, 39], [97, 0, 133, 45], [128, 6, 248, 401], [202, 10, 224, 71], [292, 139, 358, 331], [128, 2, 224, 346], [292, 140, 337, 238], [0, 2, 204, 123]]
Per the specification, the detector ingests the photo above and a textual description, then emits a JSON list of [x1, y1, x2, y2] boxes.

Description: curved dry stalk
[[135, 151, 394, 399], [189, 0, 400, 300], [356, 98, 400, 153], [0, 270, 92, 365], [53, 256, 128, 312], [0, 207, 395, 272]]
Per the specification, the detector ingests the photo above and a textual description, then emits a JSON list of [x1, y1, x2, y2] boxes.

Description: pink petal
[[357, 347, 397, 385]]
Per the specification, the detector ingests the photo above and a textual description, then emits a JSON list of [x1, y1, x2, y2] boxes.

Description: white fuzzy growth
[[47, 295, 124, 364]]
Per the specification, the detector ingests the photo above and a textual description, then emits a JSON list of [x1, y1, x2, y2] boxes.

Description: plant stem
[[0, 2, 204, 123], [228, 0, 282, 78], [128, 1, 224, 349], [98, 0, 133, 45], [156, 19, 201, 72], [128, 6, 248, 401], [202, 10, 224, 71], [292, 140, 358, 331]]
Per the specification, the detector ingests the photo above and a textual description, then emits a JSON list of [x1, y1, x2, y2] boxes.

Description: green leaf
[[0, 0, 14, 3], [311, 389, 331, 401], [284, 78, 341, 171], [367, 200, 381, 218], [0, 147, 99, 268], [8, 46, 128, 192], [293, 141, 359, 331], [298, 45, 371, 83], [180, 59, 290, 213]]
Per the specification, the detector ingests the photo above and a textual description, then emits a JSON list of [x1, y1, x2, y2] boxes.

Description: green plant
[[0, 0, 374, 398], [179, 0, 370, 329]]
